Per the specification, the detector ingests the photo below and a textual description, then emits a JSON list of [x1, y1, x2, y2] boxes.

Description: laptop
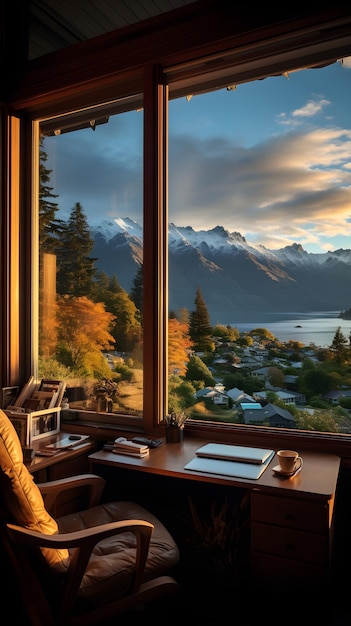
[[184, 455, 273, 480], [195, 443, 275, 465]]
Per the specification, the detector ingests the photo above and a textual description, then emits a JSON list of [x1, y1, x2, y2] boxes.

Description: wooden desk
[[89, 438, 340, 587], [26, 434, 96, 482]]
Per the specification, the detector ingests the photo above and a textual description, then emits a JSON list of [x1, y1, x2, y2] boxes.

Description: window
[[39, 101, 144, 423], [36, 57, 351, 442], [168, 59, 351, 439], [5, 8, 351, 453]]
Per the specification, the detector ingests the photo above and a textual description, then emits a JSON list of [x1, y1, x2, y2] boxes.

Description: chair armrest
[[7, 518, 154, 616], [38, 474, 106, 511], [6, 518, 153, 551]]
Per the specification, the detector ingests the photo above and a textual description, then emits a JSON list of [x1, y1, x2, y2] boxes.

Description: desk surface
[[26, 434, 95, 473], [89, 437, 340, 501]]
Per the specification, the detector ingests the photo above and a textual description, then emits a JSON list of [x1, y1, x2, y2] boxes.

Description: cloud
[[168, 126, 351, 251], [277, 96, 330, 127], [292, 98, 330, 118], [44, 64, 351, 254], [45, 112, 143, 222]]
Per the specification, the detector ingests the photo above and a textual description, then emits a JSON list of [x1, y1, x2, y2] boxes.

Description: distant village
[[191, 330, 351, 433]]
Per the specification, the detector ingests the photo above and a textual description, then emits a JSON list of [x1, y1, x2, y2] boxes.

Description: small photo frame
[[0, 386, 19, 409], [7, 415, 29, 447]]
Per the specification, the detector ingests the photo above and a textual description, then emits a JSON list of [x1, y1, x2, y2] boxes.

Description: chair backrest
[[0, 409, 180, 626], [0, 409, 74, 625], [0, 408, 70, 571]]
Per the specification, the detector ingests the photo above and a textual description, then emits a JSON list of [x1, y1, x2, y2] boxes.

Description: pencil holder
[[165, 427, 184, 443]]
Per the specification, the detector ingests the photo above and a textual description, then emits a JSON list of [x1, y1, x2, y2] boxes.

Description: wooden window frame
[[3, 6, 351, 457]]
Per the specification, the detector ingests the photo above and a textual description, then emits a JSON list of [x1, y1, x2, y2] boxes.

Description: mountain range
[[90, 217, 351, 324]]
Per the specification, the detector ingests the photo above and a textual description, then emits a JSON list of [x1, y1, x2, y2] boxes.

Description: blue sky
[[45, 57, 351, 254]]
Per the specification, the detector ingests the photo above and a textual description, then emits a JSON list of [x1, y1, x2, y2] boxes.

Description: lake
[[233, 312, 351, 348]]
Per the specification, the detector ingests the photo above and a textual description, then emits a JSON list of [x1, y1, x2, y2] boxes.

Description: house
[[284, 374, 299, 386], [212, 393, 229, 406], [243, 402, 296, 428], [247, 346, 269, 359], [195, 386, 229, 406], [195, 387, 216, 400], [240, 355, 263, 367], [324, 390, 351, 406], [212, 357, 230, 367], [251, 366, 272, 381], [226, 387, 244, 402], [253, 389, 306, 406], [239, 402, 262, 412]]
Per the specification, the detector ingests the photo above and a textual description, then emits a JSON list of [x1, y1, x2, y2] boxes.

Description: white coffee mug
[[277, 449, 303, 474]]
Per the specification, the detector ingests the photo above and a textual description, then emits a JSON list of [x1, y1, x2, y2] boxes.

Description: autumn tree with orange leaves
[[168, 317, 193, 376], [56, 296, 116, 376]]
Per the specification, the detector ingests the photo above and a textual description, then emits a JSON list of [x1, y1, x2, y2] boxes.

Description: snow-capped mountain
[[91, 217, 143, 242], [91, 218, 351, 323]]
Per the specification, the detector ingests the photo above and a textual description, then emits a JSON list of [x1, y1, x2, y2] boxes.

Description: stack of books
[[109, 438, 150, 458]]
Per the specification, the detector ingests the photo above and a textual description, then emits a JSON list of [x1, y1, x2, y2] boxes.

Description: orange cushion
[[0, 409, 69, 571]]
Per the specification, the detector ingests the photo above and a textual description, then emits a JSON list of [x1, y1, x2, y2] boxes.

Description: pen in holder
[[164, 411, 188, 443]]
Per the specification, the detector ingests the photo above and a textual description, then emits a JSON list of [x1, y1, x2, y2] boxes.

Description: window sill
[[61, 414, 351, 461], [185, 420, 351, 460]]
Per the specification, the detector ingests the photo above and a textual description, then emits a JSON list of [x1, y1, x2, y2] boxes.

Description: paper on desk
[[45, 435, 90, 449]]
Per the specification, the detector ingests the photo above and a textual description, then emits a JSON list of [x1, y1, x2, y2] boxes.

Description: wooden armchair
[[0, 410, 180, 626]]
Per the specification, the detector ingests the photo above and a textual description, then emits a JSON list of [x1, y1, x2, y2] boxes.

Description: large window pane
[[39, 105, 144, 419], [168, 59, 351, 435]]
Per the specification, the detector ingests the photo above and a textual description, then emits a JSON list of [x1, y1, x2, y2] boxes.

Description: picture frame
[[0, 386, 19, 409], [7, 414, 29, 447], [5, 407, 61, 446]]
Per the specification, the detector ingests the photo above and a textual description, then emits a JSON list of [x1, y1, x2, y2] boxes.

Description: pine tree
[[39, 136, 62, 253], [93, 271, 141, 352], [189, 286, 214, 353], [330, 326, 349, 363], [56, 202, 97, 297], [185, 354, 215, 386], [130, 263, 143, 323]]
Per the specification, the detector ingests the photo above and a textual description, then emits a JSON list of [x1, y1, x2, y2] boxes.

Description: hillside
[[91, 217, 351, 324]]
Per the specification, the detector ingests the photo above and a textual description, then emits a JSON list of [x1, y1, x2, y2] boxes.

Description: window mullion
[[143, 65, 168, 430], [1, 109, 21, 386]]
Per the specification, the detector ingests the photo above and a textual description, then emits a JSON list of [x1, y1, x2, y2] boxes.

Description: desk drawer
[[251, 492, 329, 532], [251, 551, 327, 585], [251, 521, 327, 564]]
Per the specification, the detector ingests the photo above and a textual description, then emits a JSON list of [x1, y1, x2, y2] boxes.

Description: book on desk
[[103, 438, 150, 458], [184, 443, 275, 480]]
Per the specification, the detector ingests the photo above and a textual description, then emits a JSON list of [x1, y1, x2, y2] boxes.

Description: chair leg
[[68, 576, 179, 626]]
